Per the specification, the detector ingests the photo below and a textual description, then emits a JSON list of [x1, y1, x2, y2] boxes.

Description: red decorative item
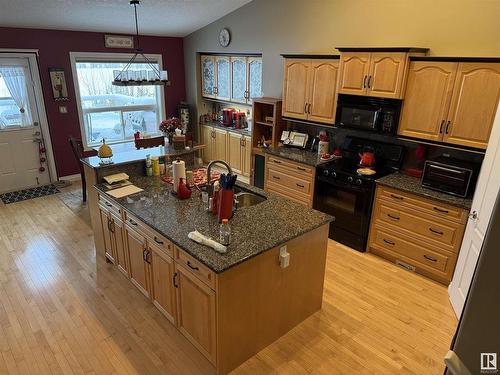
[[39, 166, 46, 172], [40, 156, 46, 162], [176, 178, 192, 200], [39, 147, 46, 153], [217, 189, 234, 222]]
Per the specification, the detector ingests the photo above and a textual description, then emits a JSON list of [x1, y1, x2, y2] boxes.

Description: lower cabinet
[[99, 206, 115, 263], [368, 185, 468, 285], [175, 263, 217, 364], [150, 244, 177, 324], [227, 132, 252, 177], [126, 226, 151, 298], [111, 213, 128, 277]]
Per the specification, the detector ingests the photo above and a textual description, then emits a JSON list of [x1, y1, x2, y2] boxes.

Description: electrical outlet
[[279, 245, 290, 268]]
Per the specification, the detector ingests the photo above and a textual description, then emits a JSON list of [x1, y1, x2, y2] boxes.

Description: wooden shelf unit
[[251, 97, 286, 149]]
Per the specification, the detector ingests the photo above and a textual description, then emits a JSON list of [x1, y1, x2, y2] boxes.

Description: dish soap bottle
[[219, 219, 231, 246]]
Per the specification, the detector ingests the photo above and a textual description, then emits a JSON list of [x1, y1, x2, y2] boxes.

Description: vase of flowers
[[159, 117, 181, 144]]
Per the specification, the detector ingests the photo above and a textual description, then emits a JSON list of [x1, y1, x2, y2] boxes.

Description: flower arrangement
[[159, 117, 181, 135]]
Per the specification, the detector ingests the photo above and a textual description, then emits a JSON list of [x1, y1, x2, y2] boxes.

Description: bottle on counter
[[219, 219, 231, 246], [146, 154, 153, 177], [152, 156, 160, 176]]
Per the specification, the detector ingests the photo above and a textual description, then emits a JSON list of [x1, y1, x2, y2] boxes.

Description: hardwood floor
[[0, 193, 457, 374]]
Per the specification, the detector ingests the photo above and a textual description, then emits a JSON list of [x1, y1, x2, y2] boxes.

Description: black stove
[[314, 136, 405, 251]]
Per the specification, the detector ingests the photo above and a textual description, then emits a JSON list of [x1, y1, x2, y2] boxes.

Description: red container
[[217, 189, 234, 222], [222, 108, 235, 126]]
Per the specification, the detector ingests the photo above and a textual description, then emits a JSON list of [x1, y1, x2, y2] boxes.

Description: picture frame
[[104, 34, 135, 49], [48, 68, 69, 101]]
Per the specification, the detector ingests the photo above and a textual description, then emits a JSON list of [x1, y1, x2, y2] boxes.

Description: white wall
[[184, 0, 500, 120]]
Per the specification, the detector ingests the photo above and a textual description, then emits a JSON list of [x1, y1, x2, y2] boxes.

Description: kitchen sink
[[235, 192, 267, 208]]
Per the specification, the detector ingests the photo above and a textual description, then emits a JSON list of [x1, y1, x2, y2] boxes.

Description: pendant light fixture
[[112, 0, 170, 87]]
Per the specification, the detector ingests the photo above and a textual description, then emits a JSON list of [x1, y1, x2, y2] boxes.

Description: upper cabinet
[[201, 54, 262, 104], [282, 57, 340, 124], [399, 60, 500, 149], [337, 48, 428, 99]]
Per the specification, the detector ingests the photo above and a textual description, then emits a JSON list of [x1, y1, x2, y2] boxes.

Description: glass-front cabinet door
[[231, 57, 248, 103], [201, 55, 216, 98], [248, 57, 263, 103], [215, 56, 230, 101]]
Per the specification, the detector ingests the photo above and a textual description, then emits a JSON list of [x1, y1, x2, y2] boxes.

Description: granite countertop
[[263, 146, 329, 167], [202, 121, 251, 136], [376, 173, 473, 210], [95, 176, 333, 273], [82, 143, 204, 169]]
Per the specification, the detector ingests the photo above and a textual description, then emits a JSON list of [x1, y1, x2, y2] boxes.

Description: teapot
[[359, 147, 376, 167]]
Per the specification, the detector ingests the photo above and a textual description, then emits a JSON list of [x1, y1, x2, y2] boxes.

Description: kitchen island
[[89, 168, 332, 374]]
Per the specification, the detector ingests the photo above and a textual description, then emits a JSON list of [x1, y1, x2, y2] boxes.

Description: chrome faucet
[[206, 160, 232, 210]]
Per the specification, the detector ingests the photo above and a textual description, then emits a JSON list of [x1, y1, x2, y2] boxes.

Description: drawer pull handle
[[296, 183, 305, 188], [105, 202, 112, 207], [383, 239, 395, 246], [129, 219, 138, 226], [423, 255, 438, 262], [272, 175, 281, 180], [297, 167, 306, 171], [390, 194, 404, 200], [142, 248, 151, 264], [187, 261, 199, 271], [433, 207, 449, 214], [387, 214, 400, 220], [173, 272, 178, 288], [273, 160, 281, 164], [154, 236, 164, 245], [429, 228, 444, 235]]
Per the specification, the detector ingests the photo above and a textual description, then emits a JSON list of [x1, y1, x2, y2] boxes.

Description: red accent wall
[[0, 27, 186, 177]]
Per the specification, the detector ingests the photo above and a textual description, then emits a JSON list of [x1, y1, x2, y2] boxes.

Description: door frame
[[0, 49, 57, 182]]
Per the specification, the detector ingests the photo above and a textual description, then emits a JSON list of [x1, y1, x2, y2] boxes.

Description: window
[[0, 61, 35, 129], [71, 53, 165, 147]]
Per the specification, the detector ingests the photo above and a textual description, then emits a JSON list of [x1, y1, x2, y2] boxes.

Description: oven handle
[[316, 176, 372, 192]]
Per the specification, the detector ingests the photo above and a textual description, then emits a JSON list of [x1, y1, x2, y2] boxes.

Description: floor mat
[[0, 184, 60, 204]]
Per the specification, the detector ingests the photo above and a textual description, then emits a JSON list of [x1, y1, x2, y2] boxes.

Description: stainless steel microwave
[[421, 157, 479, 198], [335, 94, 402, 134]]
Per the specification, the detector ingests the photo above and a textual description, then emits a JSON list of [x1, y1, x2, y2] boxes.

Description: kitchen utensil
[[172, 158, 186, 193], [359, 147, 376, 167], [218, 188, 234, 222]]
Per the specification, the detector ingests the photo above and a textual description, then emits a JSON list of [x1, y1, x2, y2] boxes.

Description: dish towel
[[188, 230, 227, 254]]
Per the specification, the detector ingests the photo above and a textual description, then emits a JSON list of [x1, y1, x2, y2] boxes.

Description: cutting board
[[107, 185, 143, 198]]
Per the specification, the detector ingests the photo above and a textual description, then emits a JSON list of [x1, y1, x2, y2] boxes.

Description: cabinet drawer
[[99, 194, 122, 217], [146, 231, 173, 258], [266, 181, 311, 206], [376, 202, 462, 249], [175, 247, 216, 290], [124, 211, 149, 234], [267, 167, 312, 195], [372, 226, 450, 273], [377, 186, 467, 223], [267, 156, 313, 176]]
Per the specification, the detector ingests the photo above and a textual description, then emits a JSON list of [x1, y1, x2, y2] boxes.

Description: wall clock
[[219, 28, 231, 47]]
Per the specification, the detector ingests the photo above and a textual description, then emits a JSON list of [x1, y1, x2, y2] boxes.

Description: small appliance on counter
[[421, 156, 479, 198], [335, 94, 402, 134], [222, 108, 236, 126], [280, 130, 308, 149], [314, 136, 405, 251]]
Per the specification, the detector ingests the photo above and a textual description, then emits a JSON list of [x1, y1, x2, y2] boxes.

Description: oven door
[[337, 103, 381, 131], [314, 176, 374, 251]]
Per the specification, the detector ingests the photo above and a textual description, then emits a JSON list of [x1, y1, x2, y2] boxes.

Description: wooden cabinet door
[[111, 214, 129, 277], [213, 128, 227, 161], [367, 52, 407, 98], [215, 56, 231, 101], [227, 132, 242, 174], [282, 59, 311, 120], [242, 135, 252, 177], [399, 61, 458, 141], [230, 57, 247, 104], [201, 125, 213, 163], [150, 244, 177, 324], [175, 264, 216, 364], [100, 208, 115, 263], [338, 52, 370, 96], [200, 55, 216, 98], [247, 57, 263, 103], [308, 60, 339, 124], [444, 62, 500, 149], [126, 227, 150, 298]]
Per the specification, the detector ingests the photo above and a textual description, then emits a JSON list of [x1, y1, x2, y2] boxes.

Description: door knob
[[32, 131, 41, 136], [469, 211, 478, 222]]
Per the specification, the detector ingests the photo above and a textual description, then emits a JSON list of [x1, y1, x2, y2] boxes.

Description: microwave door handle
[[373, 108, 382, 128]]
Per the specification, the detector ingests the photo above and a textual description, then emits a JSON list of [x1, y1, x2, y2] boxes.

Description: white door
[[0, 55, 51, 193], [448, 100, 500, 318]]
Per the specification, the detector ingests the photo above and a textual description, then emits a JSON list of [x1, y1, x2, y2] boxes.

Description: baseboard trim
[[59, 174, 81, 182]]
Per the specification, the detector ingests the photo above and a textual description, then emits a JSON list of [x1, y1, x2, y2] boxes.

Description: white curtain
[[0, 66, 32, 127]]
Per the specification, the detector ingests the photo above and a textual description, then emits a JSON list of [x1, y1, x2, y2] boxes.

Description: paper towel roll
[[172, 159, 186, 193]]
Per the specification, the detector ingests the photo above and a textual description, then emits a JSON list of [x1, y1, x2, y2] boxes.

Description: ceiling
[[0, 0, 252, 37]]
